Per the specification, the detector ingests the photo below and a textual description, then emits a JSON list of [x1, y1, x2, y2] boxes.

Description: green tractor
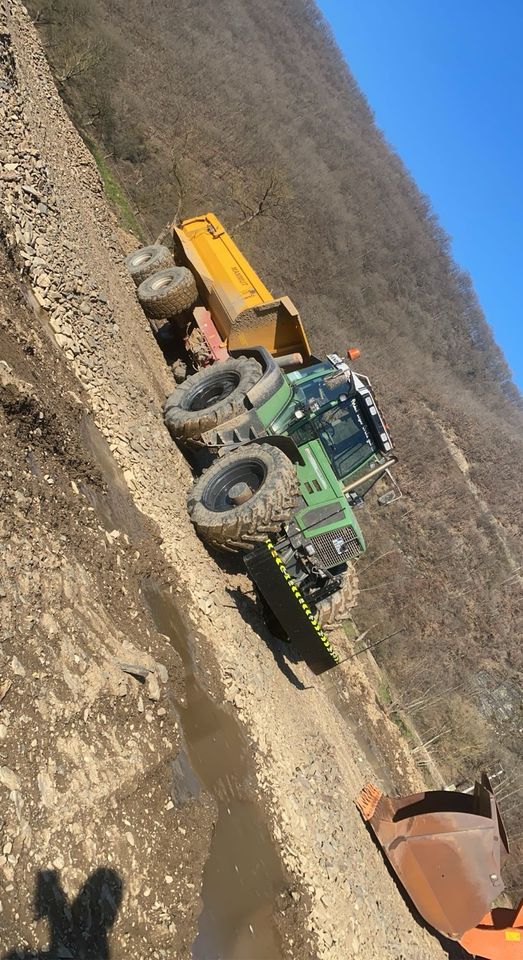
[[164, 347, 396, 665]]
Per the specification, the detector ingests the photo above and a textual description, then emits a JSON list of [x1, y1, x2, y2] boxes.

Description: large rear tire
[[125, 245, 173, 285], [138, 267, 198, 320], [163, 357, 262, 440], [188, 444, 299, 552], [314, 566, 358, 631]]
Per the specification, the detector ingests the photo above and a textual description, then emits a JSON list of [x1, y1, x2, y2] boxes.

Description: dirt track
[[0, 3, 453, 957]]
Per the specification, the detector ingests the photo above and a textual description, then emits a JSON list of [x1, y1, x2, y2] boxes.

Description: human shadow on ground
[[2, 867, 123, 960]]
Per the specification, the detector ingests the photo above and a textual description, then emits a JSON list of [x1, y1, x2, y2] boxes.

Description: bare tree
[[153, 130, 191, 244], [230, 168, 290, 233], [56, 39, 107, 85]]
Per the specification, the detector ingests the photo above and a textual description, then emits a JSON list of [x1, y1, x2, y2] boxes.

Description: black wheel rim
[[187, 370, 241, 411], [202, 457, 267, 512]]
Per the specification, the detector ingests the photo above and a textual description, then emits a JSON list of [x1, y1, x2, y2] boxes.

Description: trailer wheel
[[137, 267, 198, 320], [163, 356, 262, 440], [188, 444, 299, 552], [314, 566, 358, 631], [125, 245, 173, 286]]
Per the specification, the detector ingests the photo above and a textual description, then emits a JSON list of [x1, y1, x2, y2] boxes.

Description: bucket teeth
[[355, 782, 383, 821]]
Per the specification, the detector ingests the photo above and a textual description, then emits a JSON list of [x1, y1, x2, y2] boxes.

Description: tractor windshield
[[316, 400, 375, 481]]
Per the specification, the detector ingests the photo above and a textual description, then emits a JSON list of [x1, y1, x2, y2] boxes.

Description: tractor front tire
[[163, 356, 262, 440], [137, 267, 198, 320], [314, 566, 358, 631], [125, 245, 173, 286], [188, 444, 299, 552]]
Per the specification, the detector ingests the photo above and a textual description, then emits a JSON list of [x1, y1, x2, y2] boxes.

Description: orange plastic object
[[460, 900, 523, 958], [347, 347, 361, 361]]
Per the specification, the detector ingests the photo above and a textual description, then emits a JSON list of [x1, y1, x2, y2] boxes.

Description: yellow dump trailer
[[173, 213, 311, 363]]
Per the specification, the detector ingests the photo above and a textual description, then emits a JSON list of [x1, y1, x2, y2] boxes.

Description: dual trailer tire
[[137, 266, 198, 320], [125, 244, 173, 285]]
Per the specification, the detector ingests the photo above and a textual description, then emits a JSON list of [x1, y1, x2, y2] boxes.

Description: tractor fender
[[214, 434, 304, 466], [229, 346, 286, 407], [199, 347, 292, 448]]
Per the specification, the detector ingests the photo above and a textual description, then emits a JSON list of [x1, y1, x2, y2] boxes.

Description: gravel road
[[0, 3, 453, 957]]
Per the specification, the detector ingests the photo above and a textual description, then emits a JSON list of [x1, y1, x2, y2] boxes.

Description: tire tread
[[314, 566, 358, 630], [125, 245, 173, 286], [138, 267, 198, 320], [164, 357, 262, 440], [188, 445, 299, 551]]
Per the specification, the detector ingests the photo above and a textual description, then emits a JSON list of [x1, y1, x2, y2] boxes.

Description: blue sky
[[316, 0, 523, 391]]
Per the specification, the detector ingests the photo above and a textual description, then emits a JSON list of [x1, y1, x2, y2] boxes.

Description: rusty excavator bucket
[[356, 774, 510, 940]]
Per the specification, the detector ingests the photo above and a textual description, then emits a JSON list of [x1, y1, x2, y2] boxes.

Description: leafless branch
[[56, 39, 107, 84], [230, 169, 289, 233], [154, 133, 189, 244]]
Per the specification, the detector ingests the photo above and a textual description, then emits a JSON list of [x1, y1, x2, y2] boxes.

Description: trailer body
[[174, 213, 311, 363]]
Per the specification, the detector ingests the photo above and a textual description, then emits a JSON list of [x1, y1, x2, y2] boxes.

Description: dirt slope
[[0, 246, 218, 956], [26, 0, 523, 855], [0, 2, 454, 957]]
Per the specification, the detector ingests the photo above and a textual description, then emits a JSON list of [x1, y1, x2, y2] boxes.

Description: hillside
[[24, 0, 523, 894]]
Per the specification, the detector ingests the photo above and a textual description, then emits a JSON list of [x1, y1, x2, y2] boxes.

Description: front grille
[[309, 527, 363, 569]]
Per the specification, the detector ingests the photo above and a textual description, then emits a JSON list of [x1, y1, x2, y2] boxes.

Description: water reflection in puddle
[[142, 580, 285, 960], [26, 298, 290, 957]]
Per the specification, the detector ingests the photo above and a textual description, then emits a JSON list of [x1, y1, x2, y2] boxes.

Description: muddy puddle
[[78, 412, 287, 959], [142, 580, 286, 960]]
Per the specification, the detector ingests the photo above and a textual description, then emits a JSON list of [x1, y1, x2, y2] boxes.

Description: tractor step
[[244, 539, 341, 674], [203, 421, 265, 446]]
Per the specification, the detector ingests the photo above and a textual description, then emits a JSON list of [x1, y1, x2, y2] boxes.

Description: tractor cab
[[272, 353, 396, 505]]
